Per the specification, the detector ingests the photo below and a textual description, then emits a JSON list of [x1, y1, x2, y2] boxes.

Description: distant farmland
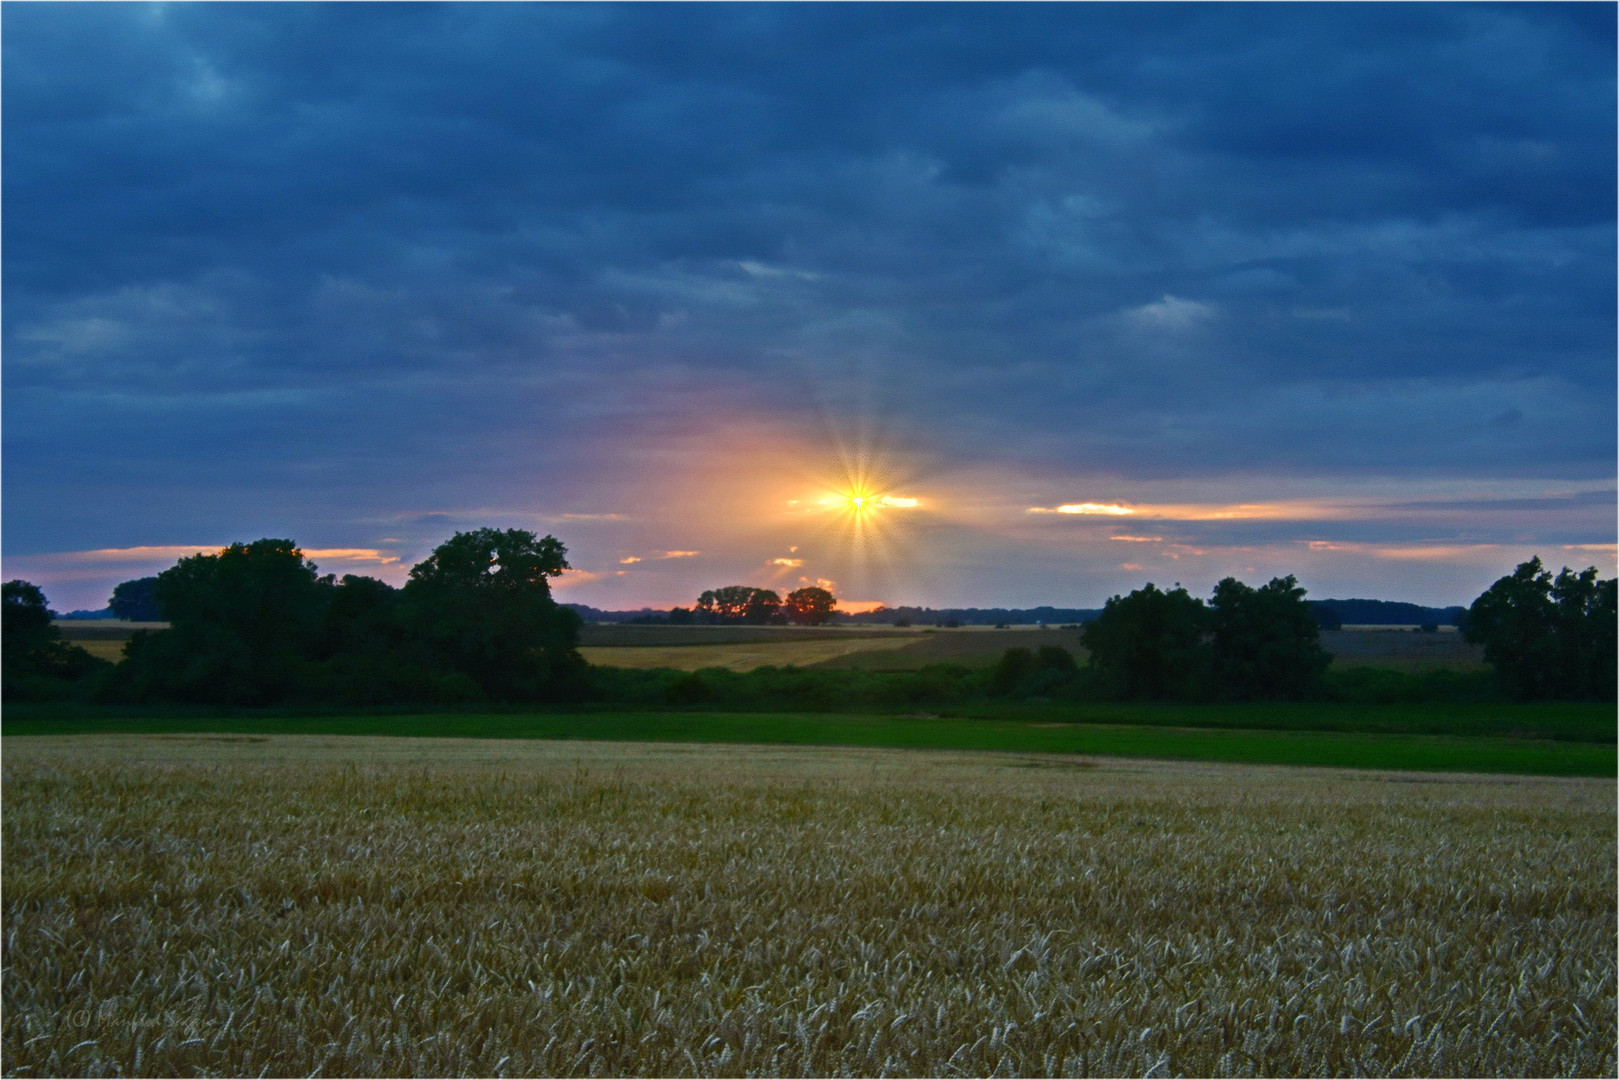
[[56, 619, 1488, 673], [576, 624, 926, 671], [577, 624, 1481, 674], [578, 625, 1085, 671]]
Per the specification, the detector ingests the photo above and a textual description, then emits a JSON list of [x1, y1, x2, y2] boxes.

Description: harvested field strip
[[3, 737, 1612, 1077], [579, 637, 918, 671], [578, 625, 920, 647], [3, 711, 1612, 776], [65, 639, 129, 662], [811, 628, 1090, 670]]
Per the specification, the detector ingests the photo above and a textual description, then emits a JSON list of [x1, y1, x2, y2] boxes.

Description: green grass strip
[[4, 711, 1612, 777], [950, 700, 1615, 743]]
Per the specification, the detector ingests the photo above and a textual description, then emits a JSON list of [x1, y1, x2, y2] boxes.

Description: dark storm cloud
[[4, 3, 1613, 579]]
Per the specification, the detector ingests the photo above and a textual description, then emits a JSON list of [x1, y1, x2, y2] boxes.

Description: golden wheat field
[[3, 735, 1613, 1077]]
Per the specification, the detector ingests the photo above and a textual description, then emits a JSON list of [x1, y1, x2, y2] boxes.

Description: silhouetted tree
[[317, 575, 403, 657], [116, 540, 333, 704], [108, 576, 163, 621], [4, 580, 56, 661], [1208, 575, 1330, 700], [1309, 602, 1344, 631], [784, 586, 838, 626], [1464, 557, 1616, 700], [3, 580, 106, 698], [400, 528, 584, 700], [1081, 583, 1209, 700], [744, 588, 782, 624], [695, 586, 781, 623]]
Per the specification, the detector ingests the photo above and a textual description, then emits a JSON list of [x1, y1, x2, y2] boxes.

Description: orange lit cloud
[[1029, 503, 1136, 516], [1110, 535, 1163, 543], [553, 568, 606, 588], [619, 556, 642, 564], [771, 557, 804, 567], [1304, 540, 1508, 561], [1031, 499, 1359, 522], [303, 548, 401, 565], [47, 544, 399, 566], [52, 544, 221, 563]]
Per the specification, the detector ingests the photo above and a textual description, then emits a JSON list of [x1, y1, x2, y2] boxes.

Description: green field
[[4, 737, 1612, 1077], [5, 706, 1611, 776], [31, 620, 1601, 777]]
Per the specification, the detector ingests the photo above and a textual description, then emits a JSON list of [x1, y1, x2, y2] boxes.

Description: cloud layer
[[5, 4, 1613, 609]]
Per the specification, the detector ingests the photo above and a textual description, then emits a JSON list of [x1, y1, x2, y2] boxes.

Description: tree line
[[1078, 562, 1612, 702], [5, 529, 585, 706], [691, 585, 838, 625], [3, 543, 1612, 705]]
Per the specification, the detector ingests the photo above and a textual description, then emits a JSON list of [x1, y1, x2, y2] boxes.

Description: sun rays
[[775, 420, 933, 602]]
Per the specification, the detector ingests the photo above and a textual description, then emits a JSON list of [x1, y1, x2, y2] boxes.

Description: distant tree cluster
[[77, 529, 585, 706], [1308, 598, 1467, 628], [692, 585, 838, 626], [1082, 575, 1331, 701]]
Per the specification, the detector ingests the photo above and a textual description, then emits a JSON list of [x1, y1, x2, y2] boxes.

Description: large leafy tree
[[3, 580, 57, 662], [783, 586, 837, 626], [1207, 575, 1330, 700], [400, 528, 584, 700], [3, 581, 106, 698], [119, 540, 333, 704], [1465, 557, 1616, 700], [1081, 583, 1209, 699]]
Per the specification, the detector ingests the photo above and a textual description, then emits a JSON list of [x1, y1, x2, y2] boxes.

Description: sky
[[4, 2, 1615, 613]]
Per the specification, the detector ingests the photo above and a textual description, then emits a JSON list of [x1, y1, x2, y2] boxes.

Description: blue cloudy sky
[[5, 2, 1614, 612]]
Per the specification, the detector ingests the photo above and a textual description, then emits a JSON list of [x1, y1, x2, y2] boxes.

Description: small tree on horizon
[[784, 586, 837, 626]]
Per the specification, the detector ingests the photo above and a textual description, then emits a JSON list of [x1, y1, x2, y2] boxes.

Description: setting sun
[[820, 488, 920, 513]]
